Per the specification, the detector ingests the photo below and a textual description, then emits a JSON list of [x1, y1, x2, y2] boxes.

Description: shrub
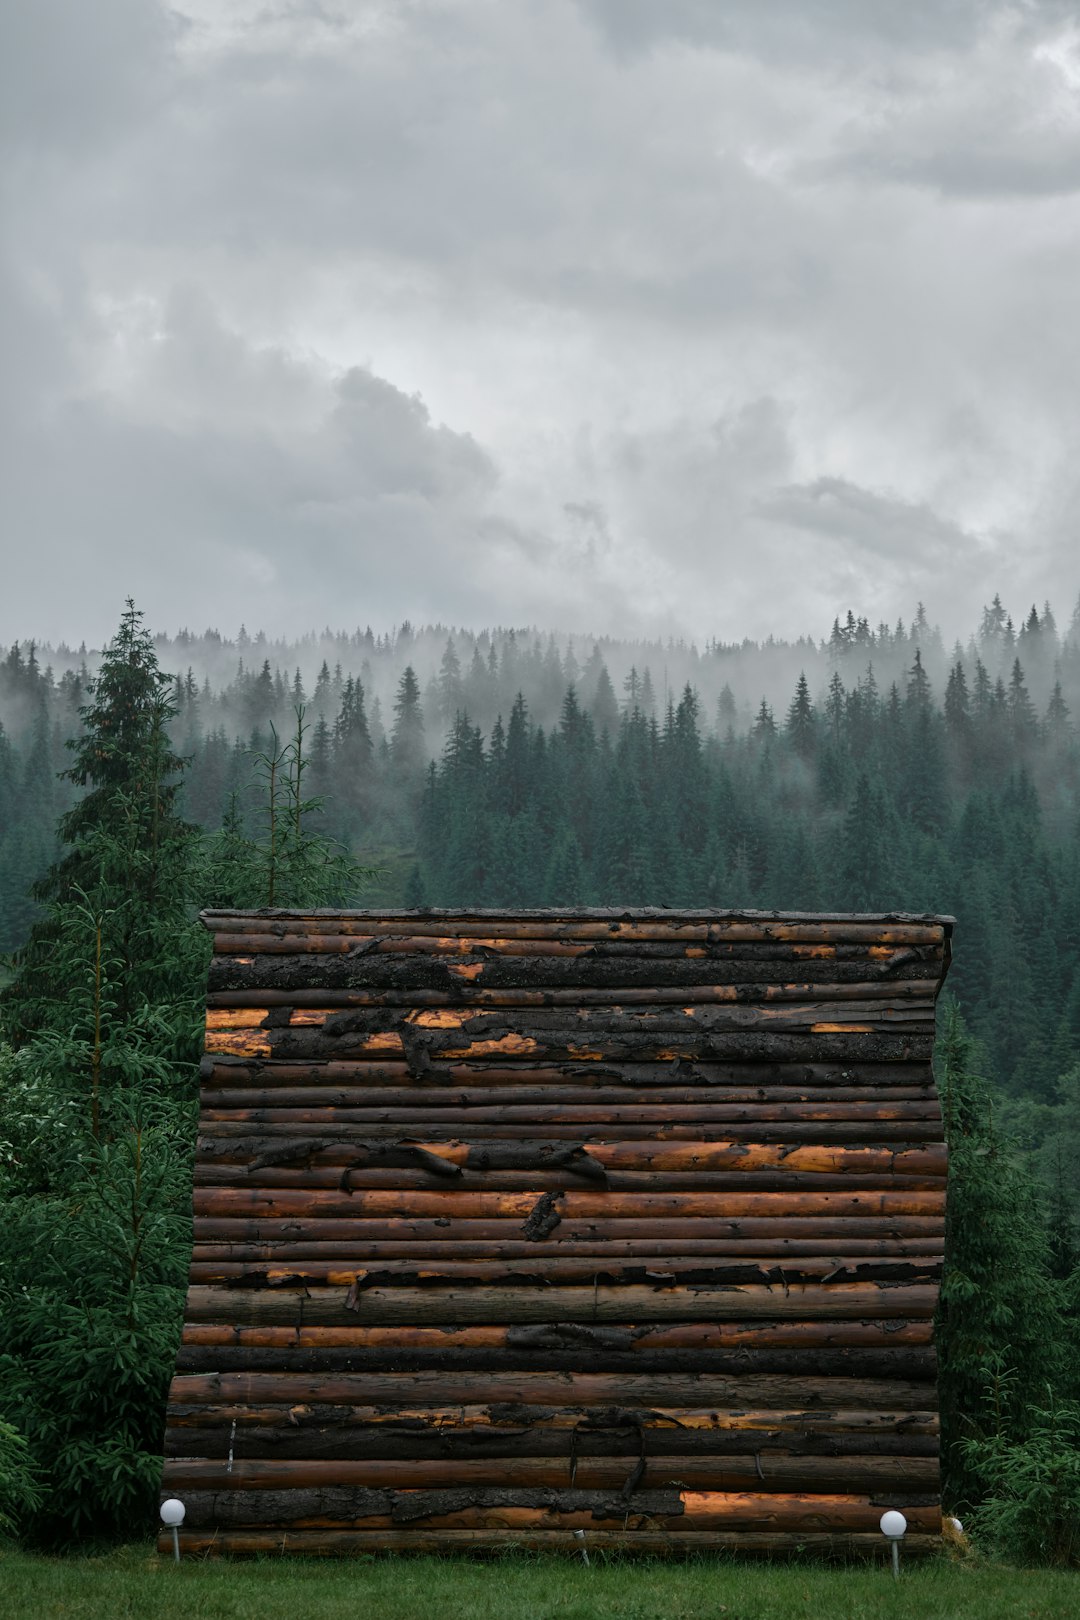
[[965, 1393, 1080, 1567]]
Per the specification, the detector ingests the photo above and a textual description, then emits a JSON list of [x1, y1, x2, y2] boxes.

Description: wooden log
[[165, 1400, 940, 1436], [204, 981, 942, 1012], [198, 1107, 941, 1136], [188, 1240, 946, 1264], [198, 1088, 940, 1113], [200, 1115, 943, 1143], [216, 935, 879, 960], [204, 1001, 936, 1039], [203, 1030, 937, 1065], [196, 1118, 946, 1150], [200, 1095, 939, 1121], [198, 1058, 937, 1091], [181, 1282, 940, 1325], [203, 912, 948, 940], [171, 1345, 938, 1378], [192, 1172, 948, 1198], [161, 1453, 939, 1492], [204, 912, 949, 941], [190, 1212, 945, 1240], [191, 1188, 947, 1220], [178, 1319, 935, 1350], [167, 1371, 936, 1409], [164, 1421, 940, 1462], [191, 1172, 948, 1196], [184, 1259, 942, 1288], [208, 952, 943, 994], [191, 1138, 949, 1177], [170, 1483, 942, 1531], [164, 1526, 944, 1557], [200, 1096, 940, 1121]]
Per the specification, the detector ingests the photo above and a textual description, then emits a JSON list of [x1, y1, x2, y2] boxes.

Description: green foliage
[[3, 601, 201, 1043], [0, 1042, 88, 1198], [0, 1416, 41, 1536], [0, 604, 380, 1547], [964, 1391, 1080, 1567], [3, 595, 1080, 1555], [201, 708, 377, 909], [0, 1111, 191, 1543], [935, 1005, 1067, 1514], [0, 608, 201, 1544]]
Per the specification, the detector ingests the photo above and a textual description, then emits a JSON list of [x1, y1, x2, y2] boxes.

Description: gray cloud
[[1, 0, 1079, 646], [575, 0, 1079, 63]]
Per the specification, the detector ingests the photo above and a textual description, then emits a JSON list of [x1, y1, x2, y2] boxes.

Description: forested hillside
[[2, 595, 1080, 1195], [1, 599, 1079, 1554]]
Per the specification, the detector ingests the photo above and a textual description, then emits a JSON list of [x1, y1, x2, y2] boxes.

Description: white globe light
[[879, 1510, 907, 1539], [160, 1498, 186, 1527]]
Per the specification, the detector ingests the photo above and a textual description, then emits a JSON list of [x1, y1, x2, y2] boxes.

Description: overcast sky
[[3, 0, 1080, 647]]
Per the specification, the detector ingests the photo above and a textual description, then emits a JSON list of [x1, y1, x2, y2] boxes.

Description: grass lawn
[[1, 1545, 1077, 1620]]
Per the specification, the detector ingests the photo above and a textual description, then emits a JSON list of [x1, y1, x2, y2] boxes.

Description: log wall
[[161, 908, 953, 1557]]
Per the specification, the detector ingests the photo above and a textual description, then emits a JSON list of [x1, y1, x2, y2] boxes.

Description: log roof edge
[[200, 907, 956, 927]]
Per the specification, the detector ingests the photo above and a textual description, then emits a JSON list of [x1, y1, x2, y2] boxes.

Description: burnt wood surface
[[162, 908, 952, 1558]]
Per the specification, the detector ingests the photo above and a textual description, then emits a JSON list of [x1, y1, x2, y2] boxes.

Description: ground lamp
[[879, 1509, 907, 1579], [160, 1497, 186, 1563]]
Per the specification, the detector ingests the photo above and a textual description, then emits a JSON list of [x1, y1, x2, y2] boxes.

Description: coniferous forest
[[1, 597, 1080, 1559]]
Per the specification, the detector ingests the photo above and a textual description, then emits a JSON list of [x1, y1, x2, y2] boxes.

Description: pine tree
[[784, 672, 815, 760], [391, 665, 427, 782], [3, 602, 197, 1037]]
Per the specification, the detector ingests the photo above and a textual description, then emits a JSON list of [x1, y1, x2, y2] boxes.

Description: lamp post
[[160, 1497, 186, 1563], [879, 1509, 907, 1579]]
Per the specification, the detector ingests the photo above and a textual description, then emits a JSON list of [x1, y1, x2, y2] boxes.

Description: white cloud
[[1, 0, 1078, 645]]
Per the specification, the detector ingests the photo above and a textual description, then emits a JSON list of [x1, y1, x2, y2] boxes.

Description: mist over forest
[[3, 591, 1080, 1212]]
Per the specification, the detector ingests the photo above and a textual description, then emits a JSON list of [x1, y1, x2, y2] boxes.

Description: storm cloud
[[2, 0, 1079, 643]]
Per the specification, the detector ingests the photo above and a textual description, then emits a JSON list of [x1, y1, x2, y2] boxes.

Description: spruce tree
[[3, 601, 198, 1040]]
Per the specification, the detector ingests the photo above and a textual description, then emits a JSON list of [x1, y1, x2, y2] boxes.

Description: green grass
[[1, 1545, 1077, 1620]]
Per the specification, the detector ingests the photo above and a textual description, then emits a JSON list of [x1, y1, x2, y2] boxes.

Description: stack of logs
[[161, 908, 953, 1557]]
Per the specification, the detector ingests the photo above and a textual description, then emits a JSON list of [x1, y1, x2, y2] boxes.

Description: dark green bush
[[965, 1393, 1080, 1567]]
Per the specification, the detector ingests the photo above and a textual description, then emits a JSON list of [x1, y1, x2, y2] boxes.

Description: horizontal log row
[[162, 1454, 938, 1491], [191, 1188, 946, 1217], [203, 1009, 938, 1059], [166, 1402, 941, 1436], [169, 1371, 938, 1407], [204, 1033, 937, 1066], [206, 981, 942, 1011], [200, 1102, 941, 1129], [186, 1264, 943, 1291], [195, 1139, 947, 1174], [180, 1319, 935, 1348], [205, 910, 948, 938], [190, 1216, 945, 1241], [209, 954, 944, 996], [160, 1487, 943, 1532], [181, 1281, 941, 1324], [191, 1174, 946, 1197], [190, 1243, 945, 1265], [173, 1346, 937, 1377], [167, 909, 952, 1555], [164, 1418, 941, 1461], [160, 1528, 943, 1557], [199, 1057, 937, 1089]]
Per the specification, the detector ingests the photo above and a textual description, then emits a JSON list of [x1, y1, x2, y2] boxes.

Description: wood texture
[[163, 908, 952, 1558]]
